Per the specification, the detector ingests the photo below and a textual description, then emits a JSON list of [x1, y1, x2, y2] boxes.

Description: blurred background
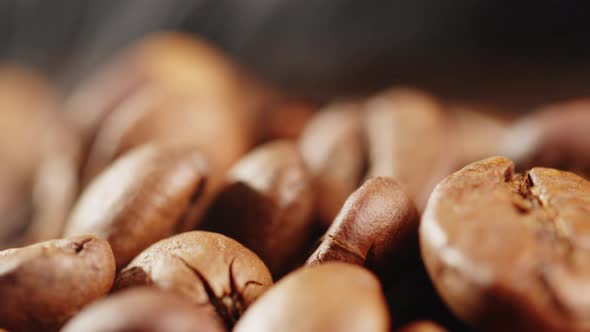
[[1, 0, 590, 105]]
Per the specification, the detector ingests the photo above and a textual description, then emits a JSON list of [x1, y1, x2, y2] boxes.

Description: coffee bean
[[299, 101, 366, 227], [399, 321, 448, 332], [234, 263, 390, 332], [364, 88, 453, 211], [64, 143, 207, 268], [0, 235, 115, 331], [421, 156, 590, 331], [61, 287, 225, 332], [115, 231, 272, 328], [499, 100, 590, 178], [307, 177, 418, 279], [204, 140, 314, 276]]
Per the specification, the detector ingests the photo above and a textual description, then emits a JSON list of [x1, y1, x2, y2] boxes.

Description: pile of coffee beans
[[0, 32, 589, 332]]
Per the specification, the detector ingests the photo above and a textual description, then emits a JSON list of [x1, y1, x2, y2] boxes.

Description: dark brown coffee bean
[[61, 287, 225, 332], [299, 101, 366, 227], [364, 88, 453, 211], [499, 100, 590, 178], [234, 263, 389, 332], [421, 156, 590, 331], [0, 235, 115, 332], [64, 143, 207, 268], [115, 231, 272, 328], [398, 321, 448, 332], [307, 177, 418, 279], [204, 140, 314, 276]]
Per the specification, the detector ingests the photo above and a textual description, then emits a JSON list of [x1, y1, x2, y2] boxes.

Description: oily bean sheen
[[499, 100, 590, 178], [204, 140, 314, 276], [0, 235, 115, 332], [307, 177, 418, 279], [61, 287, 225, 332], [299, 101, 365, 227], [364, 88, 453, 211], [421, 156, 590, 331], [115, 231, 272, 328], [64, 143, 207, 268], [398, 321, 449, 332], [234, 263, 389, 332]]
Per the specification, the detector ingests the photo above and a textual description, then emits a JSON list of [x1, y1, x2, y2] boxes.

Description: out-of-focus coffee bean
[[115, 231, 272, 328], [299, 101, 366, 227], [64, 143, 207, 268], [204, 140, 314, 277], [234, 262, 390, 332], [364, 88, 453, 211], [499, 100, 590, 178], [257, 99, 318, 143], [307, 177, 418, 279], [0, 65, 60, 249], [421, 156, 590, 331], [61, 287, 225, 332], [398, 321, 448, 332], [0, 235, 115, 332], [448, 107, 509, 170]]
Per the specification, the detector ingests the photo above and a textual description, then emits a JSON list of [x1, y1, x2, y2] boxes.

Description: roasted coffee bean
[[364, 88, 453, 211], [204, 140, 314, 276], [398, 321, 448, 332], [448, 107, 508, 170], [64, 143, 207, 268], [0, 65, 60, 249], [499, 100, 590, 178], [299, 101, 366, 227], [0, 235, 115, 332], [234, 262, 389, 332], [421, 156, 590, 331], [307, 177, 418, 279], [115, 231, 272, 328], [61, 287, 225, 332]]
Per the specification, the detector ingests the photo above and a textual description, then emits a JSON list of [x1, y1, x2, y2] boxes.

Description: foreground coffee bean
[[61, 287, 225, 332], [307, 177, 418, 279], [499, 100, 590, 178], [234, 263, 389, 332], [398, 321, 448, 332], [299, 101, 365, 227], [364, 88, 452, 211], [421, 156, 590, 331], [64, 143, 207, 268], [204, 141, 314, 276], [0, 235, 115, 331], [115, 231, 272, 328]]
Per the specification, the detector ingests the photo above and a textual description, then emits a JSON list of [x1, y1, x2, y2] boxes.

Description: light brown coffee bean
[[234, 262, 389, 332], [0, 235, 115, 332], [307, 177, 418, 279], [61, 287, 225, 332], [204, 140, 314, 276], [398, 321, 448, 332], [364, 88, 453, 211], [257, 99, 317, 143], [499, 100, 590, 178], [115, 231, 272, 328], [421, 156, 590, 331], [0, 65, 60, 248], [299, 101, 366, 227], [64, 143, 207, 268]]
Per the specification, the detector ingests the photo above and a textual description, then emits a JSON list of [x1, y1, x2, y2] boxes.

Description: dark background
[[1, 0, 590, 104]]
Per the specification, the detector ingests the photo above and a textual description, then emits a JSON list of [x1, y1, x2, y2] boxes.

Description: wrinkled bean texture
[[421, 156, 590, 331], [115, 231, 272, 328], [0, 236, 115, 332]]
